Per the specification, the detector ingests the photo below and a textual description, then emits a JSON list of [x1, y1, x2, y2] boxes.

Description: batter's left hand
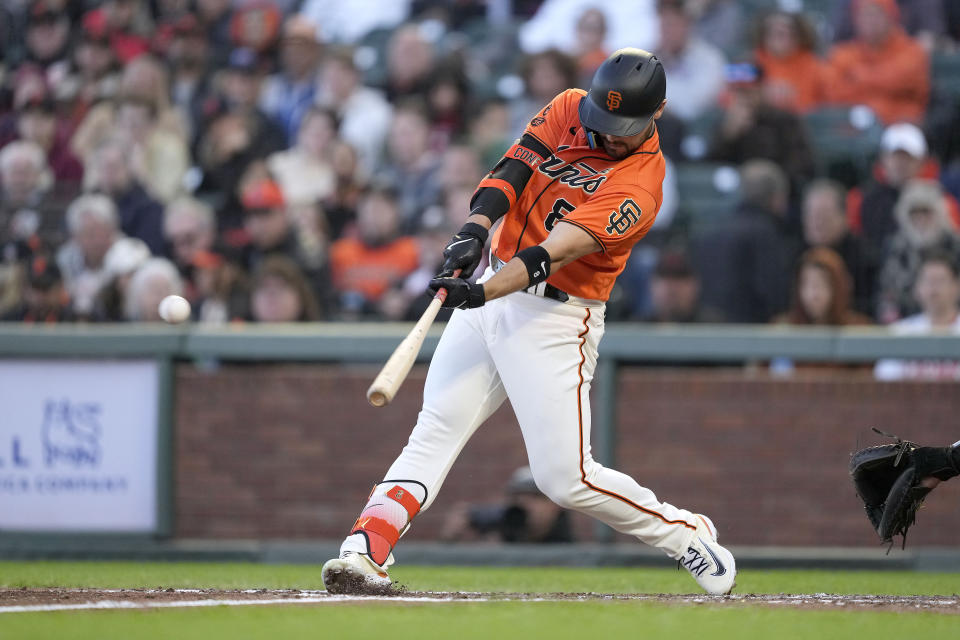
[[428, 277, 486, 309]]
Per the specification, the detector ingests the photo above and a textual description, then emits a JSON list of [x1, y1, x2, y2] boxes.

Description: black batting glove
[[428, 277, 486, 309], [438, 222, 488, 279]]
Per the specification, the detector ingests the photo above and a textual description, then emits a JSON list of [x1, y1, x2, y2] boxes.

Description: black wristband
[[515, 245, 551, 287], [459, 221, 489, 244]]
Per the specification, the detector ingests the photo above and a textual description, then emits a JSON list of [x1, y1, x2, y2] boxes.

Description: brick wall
[[174, 364, 960, 547]]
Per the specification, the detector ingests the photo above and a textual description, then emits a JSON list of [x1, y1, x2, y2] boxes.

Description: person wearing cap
[[708, 62, 815, 193], [259, 14, 324, 145], [323, 48, 738, 597], [641, 249, 724, 323], [848, 122, 960, 259], [876, 180, 960, 323], [22, 1, 72, 71], [81, 0, 150, 64], [825, 0, 928, 125], [11, 92, 84, 185], [238, 177, 333, 308]]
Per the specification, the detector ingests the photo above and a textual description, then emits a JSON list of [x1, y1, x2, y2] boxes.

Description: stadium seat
[[674, 162, 741, 231], [804, 106, 883, 184], [932, 51, 960, 101]]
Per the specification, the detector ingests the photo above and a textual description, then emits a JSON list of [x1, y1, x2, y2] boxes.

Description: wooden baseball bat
[[366, 274, 457, 407]]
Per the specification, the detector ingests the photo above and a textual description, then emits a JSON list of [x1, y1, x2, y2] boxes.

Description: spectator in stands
[[321, 140, 365, 240], [384, 23, 436, 103], [0, 253, 73, 323], [511, 49, 578, 137], [81, 0, 152, 65], [470, 98, 514, 170], [379, 100, 442, 232], [56, 194, 122, 318], [85, 137, 165, 256], [689, 0, 743, 56], [826, 0, 929, 125], [875, 251, 960, 381], [425, 62, 470, 147], [63, 27, 120, 127], [93, 236, 150, 321], [848, 123, 956, 259], [249, 255, 322, 322], [260, 15, 324, 145], [196, 0, 235, 67], [316, 47, 392, 177], [573, 8, 609, 85], [122, 257, 183, 321], [518, 0, 657, 57], [0, 141, 59, 246], [832, 0, 947, 53], [775, 247, 872, 327], [694, 159, 796, 323], [802, 179, 878, 316], [708, 63, 814, 191], [163, 196, 216, 296], [227, 2, 282, 55], [753, 11, 826, 114], [876, 180, 960, 323], [160, 15, 212, 142], [72, 54, 189, 163], [14, 95, 84, 185], [299, 0, 411, 44], [267, 106, 336, 207], [329, 184, 420, 318], [641, 250, 724, 323], [23, 1, 72, 72], [113, 96, 190, 204], [238, 178, 331, 303], [656, 0, 727, 123]]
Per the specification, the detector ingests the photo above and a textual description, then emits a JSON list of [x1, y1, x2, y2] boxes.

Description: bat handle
[[433, 268, 462, 303]]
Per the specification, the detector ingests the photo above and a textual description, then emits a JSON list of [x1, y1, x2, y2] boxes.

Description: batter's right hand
[[438, 222, 488, 279]]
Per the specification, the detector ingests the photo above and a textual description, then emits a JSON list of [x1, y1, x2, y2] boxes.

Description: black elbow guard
[[515, 245, 552, 287]]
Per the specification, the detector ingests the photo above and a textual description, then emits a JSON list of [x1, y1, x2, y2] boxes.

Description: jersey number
[[544, 198, 575, 232]]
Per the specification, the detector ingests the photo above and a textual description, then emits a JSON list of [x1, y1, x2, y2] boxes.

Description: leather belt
[[490, 254, 599, 306]]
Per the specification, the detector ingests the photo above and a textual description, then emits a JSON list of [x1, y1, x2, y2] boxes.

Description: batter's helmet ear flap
[[579, 48, 666, 137]]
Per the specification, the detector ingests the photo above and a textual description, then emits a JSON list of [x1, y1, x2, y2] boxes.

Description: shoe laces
[[678, 544, 711, 577]]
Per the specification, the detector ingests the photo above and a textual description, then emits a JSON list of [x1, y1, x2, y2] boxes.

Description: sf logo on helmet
[[606, 90, 622, 111]]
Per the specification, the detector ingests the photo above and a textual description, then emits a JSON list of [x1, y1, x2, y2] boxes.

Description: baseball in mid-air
[[158, 295, 191, 324]]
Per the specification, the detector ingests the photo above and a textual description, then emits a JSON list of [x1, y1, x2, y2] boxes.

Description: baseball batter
[[322, 49, 736, 595]]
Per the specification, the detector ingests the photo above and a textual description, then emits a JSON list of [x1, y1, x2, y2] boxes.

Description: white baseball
[[158, 295, 192, 324]]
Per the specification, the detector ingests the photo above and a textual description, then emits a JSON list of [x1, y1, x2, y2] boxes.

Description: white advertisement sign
[[0, 360, 159, 532]]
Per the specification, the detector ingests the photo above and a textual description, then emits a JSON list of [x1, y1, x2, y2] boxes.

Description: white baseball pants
[[344, 270, 701, 560]]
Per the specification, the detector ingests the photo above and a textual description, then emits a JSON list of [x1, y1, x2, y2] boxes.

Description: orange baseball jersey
[[488, 88, 665, 301]]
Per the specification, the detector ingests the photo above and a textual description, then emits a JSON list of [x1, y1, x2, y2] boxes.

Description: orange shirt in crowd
[[753, 49, 827, 113], [330, 236, 420, 301], [825, 27, 929, 124]]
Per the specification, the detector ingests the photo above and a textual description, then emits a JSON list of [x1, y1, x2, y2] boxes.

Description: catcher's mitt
[[849, 429, 959, 549]]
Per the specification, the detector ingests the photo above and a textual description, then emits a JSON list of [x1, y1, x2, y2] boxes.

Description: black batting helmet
[[578, 48, 666, 137]]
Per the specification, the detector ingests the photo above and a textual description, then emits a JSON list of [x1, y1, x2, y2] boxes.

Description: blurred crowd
[[1, 0, 959, 346]]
